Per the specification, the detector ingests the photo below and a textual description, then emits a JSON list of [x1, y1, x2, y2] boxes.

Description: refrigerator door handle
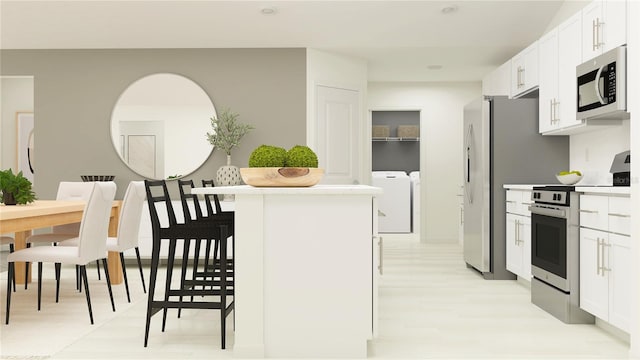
[[464, 124, 473, 204]]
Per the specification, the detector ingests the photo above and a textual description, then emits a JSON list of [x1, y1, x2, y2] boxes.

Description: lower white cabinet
[[579, 228, 631, 332], [579, 193, 631, 333], [505, 189, 532, 280], [506, 214, 531, 280]]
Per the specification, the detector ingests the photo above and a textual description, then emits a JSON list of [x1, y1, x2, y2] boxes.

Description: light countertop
[[504, 184, 535, 190], [503, 184, 630, 195], [192, 184, 383, 196], [575, 186, 630, 195]]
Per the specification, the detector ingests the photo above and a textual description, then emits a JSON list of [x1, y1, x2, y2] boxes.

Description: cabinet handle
[[549, 99, 554, 125], [520, 67, 525, 87], [378, 236, 383, 275], [608, 212, 630, 218], [601, 240, 611, 274], [460, 208, 464, 226], [579, 209, 598, 214], [522, 202, 532, 206], [515, 219, 519, 245], [593, 18, 603, 50], [596, 237, 601, 276], [592, 19, 598, 51], [506, 200, 516, 204], [517, 66, 524, 88]]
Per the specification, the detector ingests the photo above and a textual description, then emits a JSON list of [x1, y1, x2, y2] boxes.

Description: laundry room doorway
[[371, 110, 421, 240]]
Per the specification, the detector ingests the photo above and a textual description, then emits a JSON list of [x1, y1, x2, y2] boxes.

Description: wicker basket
[[397, 125, 419, 138], [372, 125, 390, 138]]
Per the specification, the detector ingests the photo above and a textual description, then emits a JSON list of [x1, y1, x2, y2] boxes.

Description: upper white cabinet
[[483, 59, 511, 96], [538, 12, 583, 135], [582, 0, 627, 62], [510, 41, 539, 98], [538, 29, 559, 134]]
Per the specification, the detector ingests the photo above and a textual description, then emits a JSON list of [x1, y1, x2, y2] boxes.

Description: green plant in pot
[[243, 145, 323, 187], [206, 108, 253, 198], [0, 168, 37, 205]]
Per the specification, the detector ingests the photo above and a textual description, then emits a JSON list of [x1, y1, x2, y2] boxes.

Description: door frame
[[368, 106, 424, 240]]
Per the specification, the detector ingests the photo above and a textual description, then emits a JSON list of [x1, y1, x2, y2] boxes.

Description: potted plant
[[206, 108, 254, 197], [0, 168, 37, 205], [241, 145, 324, 187]]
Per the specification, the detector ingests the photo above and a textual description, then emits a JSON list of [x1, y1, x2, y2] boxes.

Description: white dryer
[[372, 171, 411, 233]]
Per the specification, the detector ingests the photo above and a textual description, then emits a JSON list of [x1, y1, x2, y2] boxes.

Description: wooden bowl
[[240, 167, 324, 187]]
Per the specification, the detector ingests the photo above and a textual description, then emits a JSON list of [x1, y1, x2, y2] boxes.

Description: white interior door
[[315, 85, 361, 184], [119, 121, 164, 179]]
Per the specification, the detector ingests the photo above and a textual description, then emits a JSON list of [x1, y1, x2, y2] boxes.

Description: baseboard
[[595, 318, 630, 344]]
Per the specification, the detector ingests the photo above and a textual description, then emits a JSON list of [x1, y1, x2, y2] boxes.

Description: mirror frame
[[110, 73, 216, 180]]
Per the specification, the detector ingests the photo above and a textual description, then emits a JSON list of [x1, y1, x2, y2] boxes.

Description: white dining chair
[[23, 181, 96, 287], [5, 181, 117, 325], [27, 181, 95, 243], [60, 181, 147, 302]]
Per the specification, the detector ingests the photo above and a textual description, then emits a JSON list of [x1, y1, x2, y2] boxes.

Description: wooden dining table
[[0, 200, 123, 285]]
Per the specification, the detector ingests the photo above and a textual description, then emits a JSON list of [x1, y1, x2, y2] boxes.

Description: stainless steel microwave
[[576, 45, 628, 120]]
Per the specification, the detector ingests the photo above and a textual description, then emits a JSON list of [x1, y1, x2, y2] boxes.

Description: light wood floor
[[0, 239, 631, 359]]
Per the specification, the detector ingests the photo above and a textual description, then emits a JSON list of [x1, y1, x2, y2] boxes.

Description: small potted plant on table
[[0, 169, 37, 205]]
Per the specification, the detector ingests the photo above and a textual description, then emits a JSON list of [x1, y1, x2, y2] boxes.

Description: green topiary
[[248, 145, 287, 167], [285, 145, 318, 168]]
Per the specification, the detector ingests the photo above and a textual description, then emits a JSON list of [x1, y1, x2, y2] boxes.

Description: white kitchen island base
[[192, 185, 382, 358]]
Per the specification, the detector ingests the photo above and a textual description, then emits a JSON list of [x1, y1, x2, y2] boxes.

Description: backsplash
[[570, 120, 631, 185]]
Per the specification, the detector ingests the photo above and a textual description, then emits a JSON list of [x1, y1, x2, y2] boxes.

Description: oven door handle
[[528, 205, 567, 219]]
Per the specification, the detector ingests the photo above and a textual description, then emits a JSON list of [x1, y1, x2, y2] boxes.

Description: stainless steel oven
[[529, 186, 594, 324]]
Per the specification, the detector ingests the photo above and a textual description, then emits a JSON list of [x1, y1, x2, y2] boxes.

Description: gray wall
[[0, 48, 307, 199]]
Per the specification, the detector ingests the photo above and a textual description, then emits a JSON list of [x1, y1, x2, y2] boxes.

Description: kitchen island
[[192, 184, 382, 358]]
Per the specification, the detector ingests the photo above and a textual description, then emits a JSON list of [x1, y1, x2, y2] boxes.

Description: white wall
[[306, 49, 369, 184], [569, 121, 631, 185], [368, 82, 481, 243], [0, 76, 33, 172], [543, 0, 590, 34]]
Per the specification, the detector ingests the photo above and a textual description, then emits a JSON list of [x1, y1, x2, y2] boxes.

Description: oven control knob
[[557, 194, 562, 201], [552, 194, 557, 201]]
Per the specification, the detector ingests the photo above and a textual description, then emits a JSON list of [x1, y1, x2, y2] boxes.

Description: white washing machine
[[409, 171, 420, 235], [372, 171, 411, 233]]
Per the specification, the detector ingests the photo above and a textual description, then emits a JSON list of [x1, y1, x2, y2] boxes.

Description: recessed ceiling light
[[427, 65, 443, 70], [441, 5, 458, 14], [260, 7, 277, 15]]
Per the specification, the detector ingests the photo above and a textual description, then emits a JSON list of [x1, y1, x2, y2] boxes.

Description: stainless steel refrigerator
[[462, 96, 569, 280]]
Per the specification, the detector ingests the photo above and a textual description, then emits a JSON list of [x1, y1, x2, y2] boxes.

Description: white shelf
[[372, 137, 420, 142]]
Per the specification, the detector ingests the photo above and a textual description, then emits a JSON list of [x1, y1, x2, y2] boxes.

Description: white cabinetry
[[538, 12, 583, 135], [505, 189, 533, 280], [191, 185, 381, 358], [582, 0, 627, 62], [579, 193, 631, 333], [483, 59, 511, 96], [538, 29, 559, 134], [510, 41, 539, 98]]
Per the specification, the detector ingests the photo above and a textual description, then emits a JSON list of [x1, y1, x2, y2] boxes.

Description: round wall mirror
[[111, 73, 215, 179]]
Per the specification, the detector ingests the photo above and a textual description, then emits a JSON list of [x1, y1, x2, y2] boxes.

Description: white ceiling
[[0, 0, 570, 82]]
